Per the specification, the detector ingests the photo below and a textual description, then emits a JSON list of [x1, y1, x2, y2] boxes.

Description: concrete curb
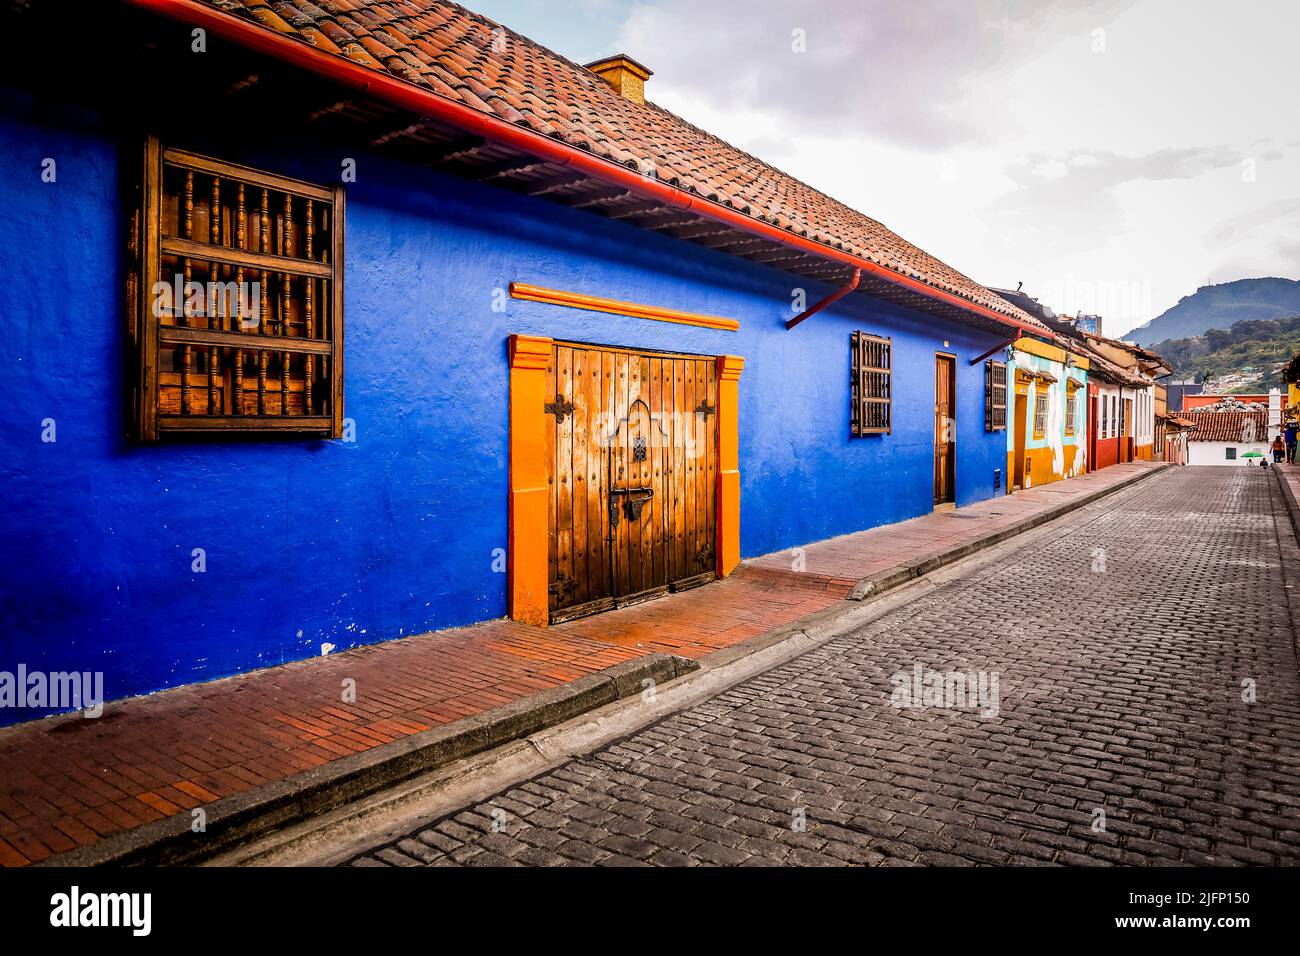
[[1272, 465, 1300, 543], [37, 652, 697, 867], [847, 464, 1169, 601], [1269, 466, 1300, 655]]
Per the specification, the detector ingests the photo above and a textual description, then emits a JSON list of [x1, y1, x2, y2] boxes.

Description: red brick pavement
[[0, 461, 1162, 866]]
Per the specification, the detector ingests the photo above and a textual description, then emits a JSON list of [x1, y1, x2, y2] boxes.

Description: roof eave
[[125, 0, 1045, 337]]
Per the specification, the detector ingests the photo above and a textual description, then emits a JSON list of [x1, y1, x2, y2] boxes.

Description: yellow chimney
[[584, 54, 653, 104]]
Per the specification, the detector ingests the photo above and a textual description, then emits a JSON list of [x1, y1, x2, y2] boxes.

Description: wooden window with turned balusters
[[984, 360, 1007, 432], [129, 137, 344, 440], [850, 330, 891, 436]]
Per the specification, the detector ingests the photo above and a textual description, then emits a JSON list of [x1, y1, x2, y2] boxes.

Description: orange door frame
[[507, 335, 744, 626]]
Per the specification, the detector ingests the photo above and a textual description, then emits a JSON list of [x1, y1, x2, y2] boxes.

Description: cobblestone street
[[349, 467, 1300, 867]]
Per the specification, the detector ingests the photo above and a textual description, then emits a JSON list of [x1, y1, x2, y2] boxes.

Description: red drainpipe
[[125, 0, 1046, 338], [969, 333, 1021, 366], [785, 269, 860, 330]]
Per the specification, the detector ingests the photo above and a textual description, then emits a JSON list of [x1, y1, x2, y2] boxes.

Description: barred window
[[1065, 387, 1078, 436], [129, 138, 344, 441], [851, 331, 891, 436], [1033, 393, 1049, 438], [984, 360, 1007, 431]]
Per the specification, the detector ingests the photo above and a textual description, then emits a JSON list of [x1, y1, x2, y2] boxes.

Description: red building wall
[[1093, 437, 1120, 470]]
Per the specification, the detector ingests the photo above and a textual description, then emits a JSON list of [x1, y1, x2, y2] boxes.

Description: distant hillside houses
[[1148, 313, 1300, 393]]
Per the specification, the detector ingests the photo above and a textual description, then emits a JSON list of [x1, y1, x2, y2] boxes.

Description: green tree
[[1283, 350, 1300, 385]]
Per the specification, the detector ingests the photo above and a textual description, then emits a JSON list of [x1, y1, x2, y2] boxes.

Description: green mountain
[[1151, 314, 1300, 391], [1128, 277, 1300, 347]]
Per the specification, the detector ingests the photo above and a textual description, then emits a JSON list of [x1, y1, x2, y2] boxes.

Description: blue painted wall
[[0, 87, 1006, 724]]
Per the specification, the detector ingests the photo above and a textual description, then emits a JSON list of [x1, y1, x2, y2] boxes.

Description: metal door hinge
[[544, 395, 574, 423], [548, 573, 577, 599]]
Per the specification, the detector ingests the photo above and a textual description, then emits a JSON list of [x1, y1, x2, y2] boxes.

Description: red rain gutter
[[785, 268, 860, 330], [126, 0, 1044, 337]]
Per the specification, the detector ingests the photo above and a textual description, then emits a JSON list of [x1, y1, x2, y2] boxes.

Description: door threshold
[[933, 501, 956, 512], [613, 585, 670, 610], [669, 572, 715, 593], [549, 597, 616, 625]]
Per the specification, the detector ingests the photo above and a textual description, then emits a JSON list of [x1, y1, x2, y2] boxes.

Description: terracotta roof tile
[[182, 0, 1038, 326], [1184, 408, 1267, 442]]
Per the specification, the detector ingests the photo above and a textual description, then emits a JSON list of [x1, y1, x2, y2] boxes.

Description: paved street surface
[[348, 467, 1300, 866]]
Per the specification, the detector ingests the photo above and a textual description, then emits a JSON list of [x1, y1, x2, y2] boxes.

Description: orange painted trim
[[716, 354, 745, 577], [508, 334, 552, 626], [510, 282, 740, 332]]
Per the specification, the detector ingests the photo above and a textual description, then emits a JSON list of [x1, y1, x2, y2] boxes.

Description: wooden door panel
[[702, 359, 717, 576], [647, 356, 663, 590], [683, 359, 698, 578], [598, 349, 616, 600], [549, 346, 573, 611], [571, 346, 594, 607], [611, 349, 631, 599], [934, 355, 954, 504], [694, 358, 715, 578], [548, 342, 718, 621], [671, 359, 687, 582]]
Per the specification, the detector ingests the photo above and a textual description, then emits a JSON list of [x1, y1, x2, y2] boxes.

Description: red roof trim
[[125, 0, 1046, 336]]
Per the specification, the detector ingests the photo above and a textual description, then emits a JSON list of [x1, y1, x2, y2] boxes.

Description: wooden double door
[[547, 342, 718, 623]]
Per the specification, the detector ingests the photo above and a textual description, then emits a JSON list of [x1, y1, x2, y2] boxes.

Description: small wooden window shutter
[[1033, 393, 1049, 437], [985, 360, 1007, 431], [851, 331, 892, 436], [1065, 379, 1079, 435], [131, 137, 344, 440]]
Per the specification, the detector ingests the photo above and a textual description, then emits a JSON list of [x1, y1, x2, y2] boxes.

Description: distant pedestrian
[[1272, 434, 1286, 463], [1286, 422, 1297, 464]]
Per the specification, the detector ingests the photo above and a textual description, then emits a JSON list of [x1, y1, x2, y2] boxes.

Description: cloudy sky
[[471, 0, 1299, 336]]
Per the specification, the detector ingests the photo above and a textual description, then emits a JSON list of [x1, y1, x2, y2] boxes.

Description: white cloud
[[475, 0, 1300, 336]]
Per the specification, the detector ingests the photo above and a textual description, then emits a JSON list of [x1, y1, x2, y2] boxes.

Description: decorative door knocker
[[605, 398, 665, 533]]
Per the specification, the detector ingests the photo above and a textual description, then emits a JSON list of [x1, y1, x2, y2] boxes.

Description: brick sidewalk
[[0, 461, 1163, 866]]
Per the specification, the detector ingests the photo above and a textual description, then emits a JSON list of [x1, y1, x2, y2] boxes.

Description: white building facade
[[1185, 392, 1281, 466]]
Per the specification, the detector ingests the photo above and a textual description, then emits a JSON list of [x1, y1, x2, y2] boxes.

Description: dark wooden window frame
[[984, 360, 1007, 432], [129, 137, 345, 441], [850, 330, 892, 437]]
